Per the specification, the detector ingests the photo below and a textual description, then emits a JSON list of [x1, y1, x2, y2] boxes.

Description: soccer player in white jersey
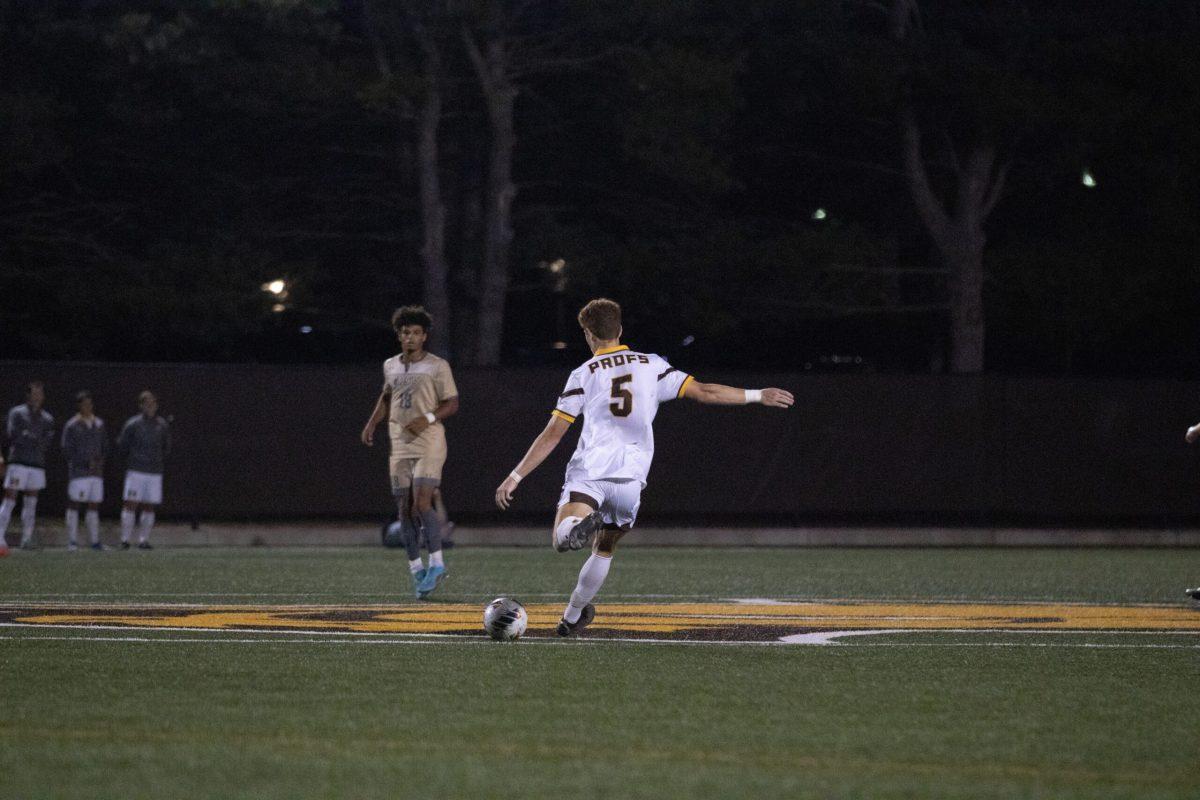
[[361, 306, 460, 599], [62, 390, 109, 551], [117, 391, 171, 550], [1185, 422, 1200, 601], [0, 381, 55, 553], [494, 298, 794, 636]]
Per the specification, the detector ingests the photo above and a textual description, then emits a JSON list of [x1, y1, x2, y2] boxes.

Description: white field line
[[780, 628, 1200, 645], [1, 631, 1196, 649]]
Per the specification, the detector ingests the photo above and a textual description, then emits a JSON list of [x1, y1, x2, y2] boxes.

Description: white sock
[[563, 553, 612, 623], [0, 497, 14, 541], [120, 509, 135, 543], [20, 496, 37, 545], [137, 510, 155, 544], [86, 510, 100, 545], [555, 516, 582, 549], [408, 558, 424, 575], [429, 550, 444, 568], [65, 509, 80, 546]]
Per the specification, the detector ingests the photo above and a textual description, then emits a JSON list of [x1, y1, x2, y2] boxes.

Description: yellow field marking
[[4, 601, 1199, 637]]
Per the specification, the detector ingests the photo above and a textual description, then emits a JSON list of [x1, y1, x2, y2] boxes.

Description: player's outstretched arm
[[495, 415, 572, 510], [361, 391, 389, 446], [1186, 423, 1200, 444], [682, 381, 794, 408]]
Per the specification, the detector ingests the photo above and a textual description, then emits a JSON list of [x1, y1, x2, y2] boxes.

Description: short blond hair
[[577, 298, 622, 340]]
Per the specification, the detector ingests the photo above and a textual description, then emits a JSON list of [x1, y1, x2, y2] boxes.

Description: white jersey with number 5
[[551, 345, 692, 485]]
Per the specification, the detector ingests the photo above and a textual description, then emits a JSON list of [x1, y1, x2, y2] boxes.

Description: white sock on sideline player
[[19, 496, 37, 545], [0, 497, 14, 539], [120, 509, 135, 544], [137, 510, 155, 544], [408, 557, 424, 575], [65, 508, 80, 547], [429, 549, 444, 568], [564, 552, 611, 624], [86, 510, 100, 545]]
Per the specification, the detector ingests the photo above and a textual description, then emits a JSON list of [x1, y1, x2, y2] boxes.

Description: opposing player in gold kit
[[362, 306, 459, 598]]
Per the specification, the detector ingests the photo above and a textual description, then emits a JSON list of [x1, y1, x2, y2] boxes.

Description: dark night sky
[[0, 0, 1197, 375]]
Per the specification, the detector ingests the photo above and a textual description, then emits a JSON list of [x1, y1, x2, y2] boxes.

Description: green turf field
[[2, 545, 1198, 799]]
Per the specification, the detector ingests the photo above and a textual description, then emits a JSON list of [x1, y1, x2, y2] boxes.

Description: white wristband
[[744, 389, 762, 404], [424, 412, 437, 424], [509, 470, 523, 483]]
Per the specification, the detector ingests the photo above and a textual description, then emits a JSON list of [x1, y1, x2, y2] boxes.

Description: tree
[[461, 7, 516, 366], [360, 0, 453, 357], [889, 0, 1013, 373]]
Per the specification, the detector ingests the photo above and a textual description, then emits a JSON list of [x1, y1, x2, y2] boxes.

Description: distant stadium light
[[263, 279, 288, 296], [299, 325, 313, 334], [1081, 170, 1096, 188], [548, 259, 566, 274], [271, 303, 286, 314], [811, 208, 827, 221], [551, 341, 567, 350]]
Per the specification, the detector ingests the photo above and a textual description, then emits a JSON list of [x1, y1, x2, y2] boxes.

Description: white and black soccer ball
[[483, 597, 528, 642]]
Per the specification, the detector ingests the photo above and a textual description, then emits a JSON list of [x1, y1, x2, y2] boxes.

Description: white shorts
[[68, 477, 104, 504], [4, 464, 46, 492], [558, 478, 643, 530], [123, 470, 163, 505]]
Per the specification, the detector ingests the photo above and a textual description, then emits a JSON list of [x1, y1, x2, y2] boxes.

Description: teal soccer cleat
[[417, 564, 446, 599], [411, 568, 427, 599]]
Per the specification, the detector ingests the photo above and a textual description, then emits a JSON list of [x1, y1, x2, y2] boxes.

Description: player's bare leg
[[553, 493, 602, 553]]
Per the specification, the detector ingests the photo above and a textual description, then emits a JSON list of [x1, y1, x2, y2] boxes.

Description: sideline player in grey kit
[[117, 390, 171, 550], [0, 381, 55, 553], [62, 390, 109, 551]]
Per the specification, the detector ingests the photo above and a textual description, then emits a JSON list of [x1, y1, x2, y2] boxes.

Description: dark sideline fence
[[2, 361, 1198, 526]]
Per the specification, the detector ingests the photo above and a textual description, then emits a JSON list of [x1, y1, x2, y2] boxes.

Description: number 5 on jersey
[[610, 374, 633, 417]]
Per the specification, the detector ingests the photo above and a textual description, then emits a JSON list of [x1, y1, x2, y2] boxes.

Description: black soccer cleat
[[565, 511, 603, 552], [1186, 587, 1200, 602], [137, 542, 153, 550], [120, 542, 131, 550], [555, 603, 595, 637]]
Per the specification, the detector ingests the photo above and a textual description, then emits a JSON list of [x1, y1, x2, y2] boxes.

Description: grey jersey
[[6, 403, 55, 468], [62, 415, 108, 479], [118, 414, 171, 474]]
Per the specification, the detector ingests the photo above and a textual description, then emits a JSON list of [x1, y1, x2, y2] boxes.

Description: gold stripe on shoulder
[[676, 375, 695, 399], [551, 409, 577, 424]]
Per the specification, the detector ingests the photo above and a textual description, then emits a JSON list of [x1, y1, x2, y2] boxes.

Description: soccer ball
[[382, 520, 405, 548], [483, 597, 528, 641]]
